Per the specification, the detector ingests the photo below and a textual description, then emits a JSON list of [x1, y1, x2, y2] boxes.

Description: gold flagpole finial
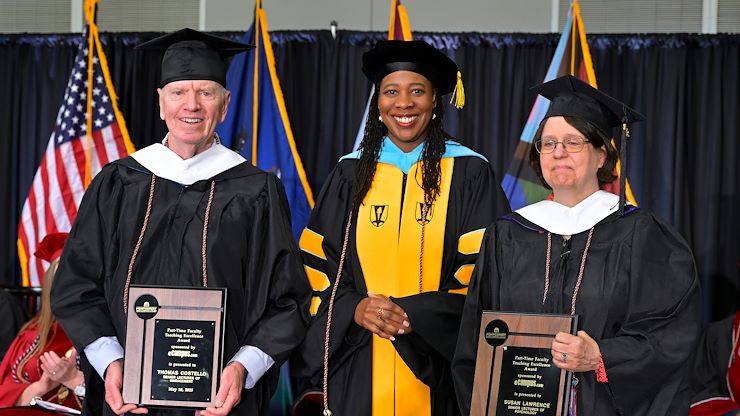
[[83, 0, 100, 24]]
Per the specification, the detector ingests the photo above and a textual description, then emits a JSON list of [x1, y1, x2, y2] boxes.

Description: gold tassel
[[450, 71, 465, 109]]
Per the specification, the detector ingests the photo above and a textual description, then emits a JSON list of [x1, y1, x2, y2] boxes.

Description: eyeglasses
[[534, 137, 591, 154]]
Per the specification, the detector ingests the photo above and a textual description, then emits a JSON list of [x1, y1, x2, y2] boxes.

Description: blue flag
[[217, 2, 314, 240], [500, 5, 576, 210]]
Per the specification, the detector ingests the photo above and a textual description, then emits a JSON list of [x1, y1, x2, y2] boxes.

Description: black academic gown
[[0, 289, 28, 361], [293, 153, 511, 416], [453, 208, 703, 416], [51, 156, 311, 416], [689, 312, 740, 415]]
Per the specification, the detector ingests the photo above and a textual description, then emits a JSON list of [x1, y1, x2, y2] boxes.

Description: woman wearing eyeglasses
[[452, 76, 702, 416]]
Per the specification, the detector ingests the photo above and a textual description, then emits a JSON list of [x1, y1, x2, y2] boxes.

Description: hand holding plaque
[[105, 359, 148, 415], [201, 361, 246, 416], [550, 330, 601, 373], [470, 312, 578, 416]]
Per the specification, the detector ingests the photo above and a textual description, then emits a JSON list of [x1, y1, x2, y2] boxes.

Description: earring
[[432, 113, 437, 120], [378, 116, 382, 122]]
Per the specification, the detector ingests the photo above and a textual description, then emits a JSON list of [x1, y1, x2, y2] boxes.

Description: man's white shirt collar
[[515, 190, 619, 235], [130, 137, 246, 185]]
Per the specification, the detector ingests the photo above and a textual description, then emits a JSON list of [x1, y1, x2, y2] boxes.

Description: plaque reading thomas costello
[[150, 319, 215, 402], [123, 285, 226, 409], [470, 312, 577, 416]]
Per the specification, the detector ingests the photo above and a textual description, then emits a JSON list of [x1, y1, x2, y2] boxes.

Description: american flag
[[17, 31, 133, 287]]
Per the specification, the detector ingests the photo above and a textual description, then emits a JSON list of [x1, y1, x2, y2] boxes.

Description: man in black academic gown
[[51, 29, 311, 416]]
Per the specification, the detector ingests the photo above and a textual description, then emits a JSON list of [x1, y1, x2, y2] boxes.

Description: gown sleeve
[[689, 313, 740, 415], [391, 159, 510, 393], [239, 173, 312, 366], [452, 223, 501, 416], [51, 165, 123, 352], [292, 162, 367, 387], [595, 213, 702, 413], [0, 290, 28, 360], [0, 328, 36, 407]]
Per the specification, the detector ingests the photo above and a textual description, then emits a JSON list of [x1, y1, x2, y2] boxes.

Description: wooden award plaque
[[470, 312, 577, 416], [122, 285, 226, 409]]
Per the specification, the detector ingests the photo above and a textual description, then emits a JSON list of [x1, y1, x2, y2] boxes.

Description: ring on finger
[[561, 352, 567, 362], [376, 307, 384, 319]]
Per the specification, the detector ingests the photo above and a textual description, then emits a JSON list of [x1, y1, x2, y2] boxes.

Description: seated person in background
[[690, 311, 740, 416], [0, 288, 28, 361], [0, 233, 84, 410]]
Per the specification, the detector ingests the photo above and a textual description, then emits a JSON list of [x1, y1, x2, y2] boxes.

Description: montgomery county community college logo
[[134, 294, 159, 320], [484, 319, 509, 347]]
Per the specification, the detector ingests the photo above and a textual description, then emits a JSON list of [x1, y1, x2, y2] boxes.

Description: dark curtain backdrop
[[0, 31, 738, 320]]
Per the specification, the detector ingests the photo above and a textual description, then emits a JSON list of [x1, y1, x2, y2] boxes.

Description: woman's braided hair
[[351, 88, 452, 213]]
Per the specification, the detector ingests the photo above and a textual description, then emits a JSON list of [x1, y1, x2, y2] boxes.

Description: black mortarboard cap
[[362, 40, 464, 105], [532, 75, 646, 216], [531, 75, 646, 144], [136, 28, 253, 88]]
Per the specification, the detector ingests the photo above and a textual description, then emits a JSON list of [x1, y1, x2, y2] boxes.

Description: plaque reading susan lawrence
[[470, 312, 577, 416], [123, 285, 226, 409]]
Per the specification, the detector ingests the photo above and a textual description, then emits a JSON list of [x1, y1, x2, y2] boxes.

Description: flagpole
[[83, 0, 98, 188], [572, 0, 597, 87], [251, 0, 261, 166], [388, 0, 397, 38], [570, 0, 579, 76], [396, 2, 412, 40]]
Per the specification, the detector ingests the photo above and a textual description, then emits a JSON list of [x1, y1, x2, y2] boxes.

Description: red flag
[[17, 0, 134, 286]]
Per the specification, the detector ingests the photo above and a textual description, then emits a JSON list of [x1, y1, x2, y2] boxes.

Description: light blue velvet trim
[[340, 137, 486, 174]]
